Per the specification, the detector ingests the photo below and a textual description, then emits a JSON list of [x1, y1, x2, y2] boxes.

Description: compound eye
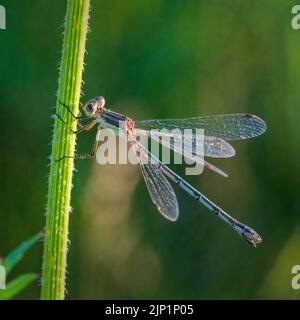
[[96, 96, 105, 108], [85, 102, 97, 115]]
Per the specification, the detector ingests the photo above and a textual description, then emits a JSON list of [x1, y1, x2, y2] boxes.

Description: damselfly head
[[84, 96, 106, 116]]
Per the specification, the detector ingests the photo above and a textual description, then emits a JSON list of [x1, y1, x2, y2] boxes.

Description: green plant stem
[[41, 0, 90, 300]]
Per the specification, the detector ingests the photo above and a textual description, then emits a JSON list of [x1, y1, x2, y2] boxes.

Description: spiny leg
[[55, 127, 101, 162], [54, 120, 97, 161], [54, 110, 97, 134], [54, 111, 83, 131], [58, 100, 90, 120], [54, 99, 98, 160], [53, 100, 92, 134], [73, 120, 97, 135], [53, 100, 91, 130]]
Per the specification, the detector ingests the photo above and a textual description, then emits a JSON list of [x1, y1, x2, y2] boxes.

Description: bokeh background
[[0, 0, 299, 299]]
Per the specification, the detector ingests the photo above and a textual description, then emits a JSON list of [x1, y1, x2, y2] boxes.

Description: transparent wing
[[135, 129, 228, 177], [134, 142, 179, 221], [135, 128, 235, 158], [203, 136, 235, 158], [203, 160, 228, 178], [135, 114, 267, 141]]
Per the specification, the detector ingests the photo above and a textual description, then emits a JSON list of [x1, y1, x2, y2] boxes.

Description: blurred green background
[[0, 0, 300, 299]]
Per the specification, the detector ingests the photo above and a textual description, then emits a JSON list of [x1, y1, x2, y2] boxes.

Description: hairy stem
[[41, 0, 90, 300]]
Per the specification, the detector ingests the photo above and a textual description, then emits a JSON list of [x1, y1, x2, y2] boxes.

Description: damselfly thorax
[[98, 109, 135, 135]]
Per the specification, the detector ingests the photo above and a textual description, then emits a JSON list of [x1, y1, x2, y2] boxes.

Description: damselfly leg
[[55, 127, 100, 162], [53, 101, 99, 161], [54, 100, 93, 132], [58, 100, 89, 120]]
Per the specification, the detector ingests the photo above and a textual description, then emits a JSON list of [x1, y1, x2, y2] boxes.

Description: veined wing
[[135, 129, 229, 177], [135, 114, 267, 141], [133, 141, 179, 221], [135, 128, 235, 158], [204, 136, 235, 158]]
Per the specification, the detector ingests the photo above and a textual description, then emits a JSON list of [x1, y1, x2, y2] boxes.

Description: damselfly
[[55, 96, 267, 247]]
